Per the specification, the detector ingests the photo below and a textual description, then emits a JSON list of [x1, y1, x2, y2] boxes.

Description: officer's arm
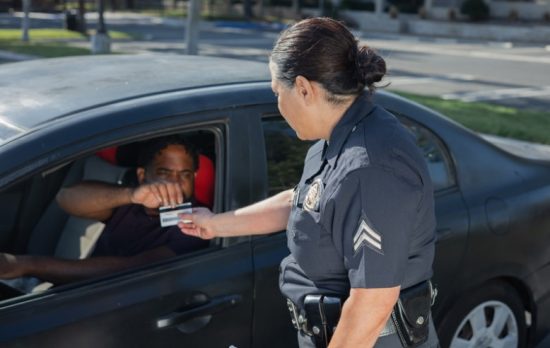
[[328, 286, 400, 348], [179, 189, 293, 238]]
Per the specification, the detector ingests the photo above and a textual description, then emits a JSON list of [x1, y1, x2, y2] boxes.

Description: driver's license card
[[159, 202, 192, 227]]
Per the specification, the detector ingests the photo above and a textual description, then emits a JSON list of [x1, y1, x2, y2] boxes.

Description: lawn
[[395, 92, 550, 145], [0, 29, 132, 58]]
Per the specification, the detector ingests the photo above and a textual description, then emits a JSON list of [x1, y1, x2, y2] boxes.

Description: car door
[[0, 246, 254, 348], [0, 104, 257, 347], [249, 113, 315, 348], [396, 115, 470, 320]]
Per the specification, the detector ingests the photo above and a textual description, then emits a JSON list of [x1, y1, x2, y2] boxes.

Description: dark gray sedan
[[0, 55, 549, 348]]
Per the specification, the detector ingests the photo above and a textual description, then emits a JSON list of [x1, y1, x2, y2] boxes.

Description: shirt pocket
[[289, 208, 322, 242]]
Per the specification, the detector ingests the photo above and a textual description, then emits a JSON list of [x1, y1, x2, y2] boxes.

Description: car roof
[[0, 54, 271, 142]]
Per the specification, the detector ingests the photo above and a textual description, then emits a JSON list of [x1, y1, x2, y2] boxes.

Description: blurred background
[[0, 0, 549, 153]]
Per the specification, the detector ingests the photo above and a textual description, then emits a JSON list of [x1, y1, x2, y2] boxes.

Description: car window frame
[[392, 112, 459, 195], [0, 121, 230, 306]]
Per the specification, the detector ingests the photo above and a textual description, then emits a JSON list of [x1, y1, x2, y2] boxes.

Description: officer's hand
[[178, 207, 216, 240], [0, 253, 23, 279], [131, 181, 184, 208]]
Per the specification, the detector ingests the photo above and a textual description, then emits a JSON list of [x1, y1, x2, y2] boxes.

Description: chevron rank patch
[[353, 219, 384, 255]]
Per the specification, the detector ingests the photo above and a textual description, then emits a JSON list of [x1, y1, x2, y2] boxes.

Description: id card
[[159, 202, 192, 227]]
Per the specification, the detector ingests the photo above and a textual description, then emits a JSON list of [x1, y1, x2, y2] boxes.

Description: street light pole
[[98, 0, 106, 34], [21, 0, 30, 42], [186, 0, 201, 55], [91, 0, 111, 53]]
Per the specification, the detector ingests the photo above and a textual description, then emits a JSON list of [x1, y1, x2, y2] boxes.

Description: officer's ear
[[295, 75, 316, 105]]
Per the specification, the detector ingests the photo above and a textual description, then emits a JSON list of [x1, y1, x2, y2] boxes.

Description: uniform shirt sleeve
[[323, 165, 423, 289]]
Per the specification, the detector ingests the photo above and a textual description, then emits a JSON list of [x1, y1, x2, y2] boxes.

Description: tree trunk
[[78, 0, 87, 34]]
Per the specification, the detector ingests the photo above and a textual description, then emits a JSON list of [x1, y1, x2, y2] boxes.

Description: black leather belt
[[286, 298, 396, 338]]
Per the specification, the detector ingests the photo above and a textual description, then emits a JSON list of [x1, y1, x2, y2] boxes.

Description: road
[[2, 12, 550, 112], [106, 15, 550, 111]]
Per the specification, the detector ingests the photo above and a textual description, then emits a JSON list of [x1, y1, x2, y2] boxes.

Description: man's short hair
[[137, 135, 199, 171]]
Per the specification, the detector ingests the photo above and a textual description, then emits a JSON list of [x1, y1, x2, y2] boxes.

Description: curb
[[0, 50, 37, 61]]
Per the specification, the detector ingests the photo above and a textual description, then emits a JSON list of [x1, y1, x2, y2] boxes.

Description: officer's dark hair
[[137, 135, 199, 172], [270, 17, 386, 103]]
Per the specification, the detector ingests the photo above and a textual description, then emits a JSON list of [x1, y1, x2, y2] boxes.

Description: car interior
[[0, 130, 218, 300]]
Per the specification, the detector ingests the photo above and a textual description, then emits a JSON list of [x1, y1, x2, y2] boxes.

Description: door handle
[[157, 294, 242, 329]]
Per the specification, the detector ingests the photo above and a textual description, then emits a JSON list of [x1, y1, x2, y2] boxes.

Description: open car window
[[0, 129, 219, 302]]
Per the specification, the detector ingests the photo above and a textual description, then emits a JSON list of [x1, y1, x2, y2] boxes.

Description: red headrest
[[195, 155, 215, 208], [96, 147, 215, 209]]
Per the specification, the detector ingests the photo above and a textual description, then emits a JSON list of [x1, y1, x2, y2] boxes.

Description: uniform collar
[[322, 92, 375, 167]]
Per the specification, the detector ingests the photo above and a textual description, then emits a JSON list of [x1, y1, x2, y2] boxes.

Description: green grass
[[0, 41, 90, 57], [395, 92, 550, 145], [0, 29, 85, 40], [0, 29, 133, 57]]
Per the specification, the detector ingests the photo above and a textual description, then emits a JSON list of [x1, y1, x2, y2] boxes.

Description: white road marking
[[386, 77, 438, 85], [442, 86, 550, 102], [364, 40, 550, 65], [387, 73, 477, 86]]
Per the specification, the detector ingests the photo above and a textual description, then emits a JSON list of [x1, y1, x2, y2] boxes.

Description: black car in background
[[0, 55, 549, 348]]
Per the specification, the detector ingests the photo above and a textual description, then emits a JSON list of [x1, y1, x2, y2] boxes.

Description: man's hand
[[0, 253, 25, 279], [131, 181, 184, 208], [178, 207, 217, 239]]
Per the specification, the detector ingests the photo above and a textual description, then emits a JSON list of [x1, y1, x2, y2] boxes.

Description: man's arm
[[56, 181, 133, 221], [57, 180, 185, 221], [179, 189, 293, 239], [0, 247, 176, 285], [328, 287, 400, 348]]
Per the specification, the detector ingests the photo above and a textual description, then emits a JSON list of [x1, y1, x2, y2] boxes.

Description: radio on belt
[[159, 202, 192, 227]]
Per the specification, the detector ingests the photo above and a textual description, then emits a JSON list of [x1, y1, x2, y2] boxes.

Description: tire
[[437, 281, 527, 348]]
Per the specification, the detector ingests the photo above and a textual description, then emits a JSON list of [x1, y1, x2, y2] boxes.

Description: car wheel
[[437, 282, 527, 348]]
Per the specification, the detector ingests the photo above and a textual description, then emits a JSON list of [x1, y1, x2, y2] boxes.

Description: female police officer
[[178, 17, 439, 348]]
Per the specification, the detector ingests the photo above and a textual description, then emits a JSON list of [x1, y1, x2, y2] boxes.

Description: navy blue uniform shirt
[[279, 92, 436, 309]]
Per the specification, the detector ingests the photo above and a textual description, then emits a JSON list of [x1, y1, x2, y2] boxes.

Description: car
[[0, 54, 549, 348]]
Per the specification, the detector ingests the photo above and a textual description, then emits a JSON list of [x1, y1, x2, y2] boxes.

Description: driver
[[0, 135, 208, 286]]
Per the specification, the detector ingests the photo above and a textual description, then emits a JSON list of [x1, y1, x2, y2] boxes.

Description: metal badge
[[303, 178, 323, 212]]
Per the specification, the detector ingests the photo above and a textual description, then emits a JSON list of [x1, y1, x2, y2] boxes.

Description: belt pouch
[[304, 295, 327, 348], [391, 281, 432, 347], [320, 296, 342, 343]]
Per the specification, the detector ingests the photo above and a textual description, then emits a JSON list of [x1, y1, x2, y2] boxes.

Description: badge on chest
[[303, 178, 323, 212]]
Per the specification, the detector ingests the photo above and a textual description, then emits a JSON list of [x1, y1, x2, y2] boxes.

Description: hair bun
[[356, 46, 386, 87]]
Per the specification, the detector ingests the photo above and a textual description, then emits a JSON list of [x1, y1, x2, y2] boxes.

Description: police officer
[[179, 17, 438, 348]]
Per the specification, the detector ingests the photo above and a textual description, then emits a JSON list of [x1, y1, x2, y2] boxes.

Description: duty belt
[[286, 298, 396, 338]]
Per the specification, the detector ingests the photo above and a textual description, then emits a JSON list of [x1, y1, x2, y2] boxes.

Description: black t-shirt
[[92, 204, 208, 257]]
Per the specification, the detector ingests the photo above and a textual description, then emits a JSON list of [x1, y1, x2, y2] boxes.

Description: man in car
[[0, 136, 209, 285]]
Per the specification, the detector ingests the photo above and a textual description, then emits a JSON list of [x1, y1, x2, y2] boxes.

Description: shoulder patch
[[353, 218, 384, 255]]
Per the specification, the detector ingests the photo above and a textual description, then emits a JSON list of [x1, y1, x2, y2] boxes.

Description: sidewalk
[[2, 11, 549, 45]]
